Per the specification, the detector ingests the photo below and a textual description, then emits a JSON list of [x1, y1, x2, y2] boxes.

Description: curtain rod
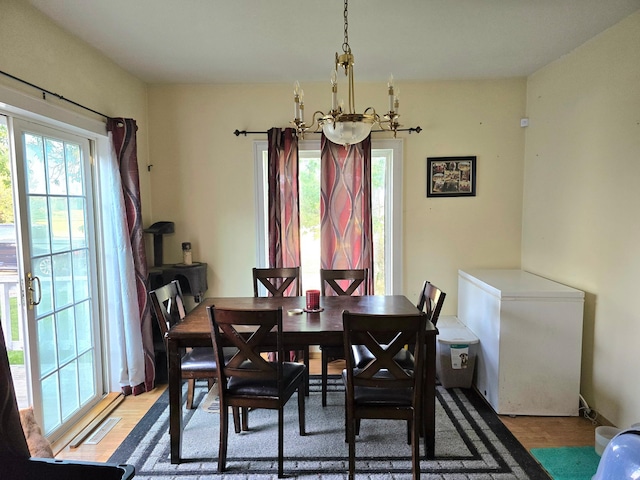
[[0, 69, 111, 120], [233, 126, 422, 137]]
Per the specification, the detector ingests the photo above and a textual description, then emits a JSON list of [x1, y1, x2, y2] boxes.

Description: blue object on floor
[[592, 428, 640, 480]]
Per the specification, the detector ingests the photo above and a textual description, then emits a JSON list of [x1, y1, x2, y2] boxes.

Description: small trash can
[[436, 315, 479, 388]]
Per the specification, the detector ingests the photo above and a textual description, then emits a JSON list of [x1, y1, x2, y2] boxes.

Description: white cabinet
[[457, 269, 584, 416]]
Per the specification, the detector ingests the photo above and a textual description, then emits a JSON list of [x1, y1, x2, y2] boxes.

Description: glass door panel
[[13, 118, 101, 438]]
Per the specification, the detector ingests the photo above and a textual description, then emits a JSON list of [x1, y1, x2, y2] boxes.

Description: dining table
[[166, 294, 437, 464]]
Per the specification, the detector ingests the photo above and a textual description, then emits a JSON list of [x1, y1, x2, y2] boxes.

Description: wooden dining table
[[166, 294, 437, 464]]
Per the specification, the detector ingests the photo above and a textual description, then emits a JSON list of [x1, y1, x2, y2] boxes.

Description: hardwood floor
[[54, 357, 598, 463]]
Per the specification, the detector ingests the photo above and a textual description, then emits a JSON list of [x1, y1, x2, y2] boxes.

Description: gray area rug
[[110, 376, 548, 479]]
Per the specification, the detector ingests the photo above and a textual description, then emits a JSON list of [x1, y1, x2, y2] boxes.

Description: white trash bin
[[436, 316, 479, 389]]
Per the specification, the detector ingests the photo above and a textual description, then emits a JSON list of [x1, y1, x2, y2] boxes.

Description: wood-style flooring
[[54, 357, 598, 463]]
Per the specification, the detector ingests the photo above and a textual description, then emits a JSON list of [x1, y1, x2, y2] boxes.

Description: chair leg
[[232, 407, 241, 434], [411, 416, 421, 480], [278, 406, 284, 478], [347, 413, 356, 480], [321, 348, 328, 407], [303, 347, 310, 397], [186, 379, 195, 409], [298, 384, 306, 436], [218, 404, 228, 472], [241, 407, 249, 431]]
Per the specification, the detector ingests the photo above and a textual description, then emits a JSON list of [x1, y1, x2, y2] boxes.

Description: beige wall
[[523, 11, 640, 427], [0, 0, 151, 223], [147, 79, 526, 304]]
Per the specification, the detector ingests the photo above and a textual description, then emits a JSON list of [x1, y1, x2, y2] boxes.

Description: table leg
[[168, 339, 183, 463], [424, 335, 436, 459]]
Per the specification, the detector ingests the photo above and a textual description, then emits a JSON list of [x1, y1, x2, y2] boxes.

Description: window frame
[[253, 138, 403, 294]]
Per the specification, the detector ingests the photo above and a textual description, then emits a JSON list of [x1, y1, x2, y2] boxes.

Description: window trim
[[253, 138, 403, 294]]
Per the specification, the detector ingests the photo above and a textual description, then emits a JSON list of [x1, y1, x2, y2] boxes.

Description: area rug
[[531, 446, 600, 480], [110, 376, 549, 479]]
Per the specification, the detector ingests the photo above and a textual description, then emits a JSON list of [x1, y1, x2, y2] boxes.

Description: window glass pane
[[73, 250, 89, 301], [53, 252, 73, 308], [59, 361, 79, 420], [45, 138, 67, 195], [299, 155, 321, 291], [371, 154, 386, 294], [25, 133, 46, 194], [29, 196, 50, 256], [35, 256, 53, 316], [37, 315, 57, 376], [69, 197, 87, 249], [50, 197, 71, 253], [75, 300, 92, 353], [56, 307, 76, 365], [41, 373, 61, 434], [65, 143, 83, 196], [78, 351, 95, 404]]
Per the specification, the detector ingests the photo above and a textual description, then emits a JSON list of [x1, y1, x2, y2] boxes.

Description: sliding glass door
[[11, 118, 102, 438]]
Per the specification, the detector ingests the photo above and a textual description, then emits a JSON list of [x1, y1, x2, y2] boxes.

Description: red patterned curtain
[[320, 134, 374, 294], [107, 118, 155, 395], [267, 128, 301, 275]]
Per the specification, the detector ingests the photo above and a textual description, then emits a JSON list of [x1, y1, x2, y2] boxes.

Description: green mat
[[531, 446, 601, 480]]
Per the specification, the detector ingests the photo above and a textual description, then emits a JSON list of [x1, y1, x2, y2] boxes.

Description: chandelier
[[291, 0, 401, 146]]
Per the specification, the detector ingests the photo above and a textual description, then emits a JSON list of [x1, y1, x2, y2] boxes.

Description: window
[[254, 139, 402, 294]]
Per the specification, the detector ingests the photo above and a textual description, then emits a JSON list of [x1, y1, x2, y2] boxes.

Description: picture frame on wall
[[426, 156, 477, 197]]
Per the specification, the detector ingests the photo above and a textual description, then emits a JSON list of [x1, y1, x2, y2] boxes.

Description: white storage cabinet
[[457, 269, 584, 416]]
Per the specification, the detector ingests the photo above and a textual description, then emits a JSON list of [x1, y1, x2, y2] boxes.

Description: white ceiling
[[28, 0, 640, 85]]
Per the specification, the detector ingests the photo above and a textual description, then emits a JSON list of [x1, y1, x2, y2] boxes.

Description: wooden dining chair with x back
[[319, 268, 369, 407], [149, 280, 214, 410], [252, 266, 310, 397], [207, 305, 307, 478], [342, 310, 428, 480], [416, 280, 446, 327]]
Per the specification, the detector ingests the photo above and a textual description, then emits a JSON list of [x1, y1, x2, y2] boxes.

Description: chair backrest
[[343, 311, 427, 402], [253, 267, 301, 297], [416, 281, 446, 327], [207, 306, 284, 396], [320, 268, 369, 296], [149, 280, 187, 349]]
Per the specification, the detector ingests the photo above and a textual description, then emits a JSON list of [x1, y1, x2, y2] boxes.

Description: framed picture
[[426, 156, 476, 197]]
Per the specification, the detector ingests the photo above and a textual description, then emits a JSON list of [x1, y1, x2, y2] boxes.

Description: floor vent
[[84, 417, 121, 445]]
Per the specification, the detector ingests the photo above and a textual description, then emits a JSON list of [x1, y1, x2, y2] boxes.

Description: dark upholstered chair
[[207, 306, 306, 478], [149, 280, 215, 409], [0, 322, 135, 479], [342, 311, 427, 480], [252, 266, 309, 397], [319, 268, 369, 406]]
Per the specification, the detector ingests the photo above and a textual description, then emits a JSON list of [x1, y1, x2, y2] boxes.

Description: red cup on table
[[306, 289, 320, 311]]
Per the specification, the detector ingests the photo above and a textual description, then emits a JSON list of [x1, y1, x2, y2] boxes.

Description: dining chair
[[252, 266, 301, 297], [342, 310, 427, 480], [150, 280, 212, 409], [207, 305, 306, 478], [416, 280, 446, 327], [252, 266, 310, 397], [149, 280, 245, 432], [319, 268, 369, 407]]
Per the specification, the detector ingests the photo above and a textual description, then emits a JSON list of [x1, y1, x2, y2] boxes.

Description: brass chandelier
[[291, 0, 401, 146]]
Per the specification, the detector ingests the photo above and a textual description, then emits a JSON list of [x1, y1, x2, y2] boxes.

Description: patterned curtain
[[107, 118, 155, 395], [267, 127, 301, 274], [320, 134, 374, 294]]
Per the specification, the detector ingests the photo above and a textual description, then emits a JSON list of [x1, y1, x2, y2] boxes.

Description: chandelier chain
[[342, 0, 350, 54]]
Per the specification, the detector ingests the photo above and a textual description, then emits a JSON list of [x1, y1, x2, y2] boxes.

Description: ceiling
[[28, 0, 640, 85]]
